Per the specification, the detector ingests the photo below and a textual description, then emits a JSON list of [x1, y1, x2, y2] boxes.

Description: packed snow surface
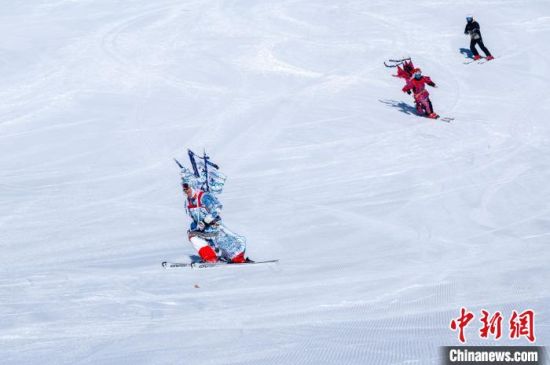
[[1, 1, 549, 364]]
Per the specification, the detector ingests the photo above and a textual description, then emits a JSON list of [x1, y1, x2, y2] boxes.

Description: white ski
[[162, 259, 279, 269], [438, 116, 454, 123]]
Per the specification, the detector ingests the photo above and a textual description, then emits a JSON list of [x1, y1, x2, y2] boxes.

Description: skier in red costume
[[402, 68, 439, 119]]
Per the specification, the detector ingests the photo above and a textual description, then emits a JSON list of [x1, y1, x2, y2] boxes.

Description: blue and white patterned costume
[[181, 166, 246, 262]]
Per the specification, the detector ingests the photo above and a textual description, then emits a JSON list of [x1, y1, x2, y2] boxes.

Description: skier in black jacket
[[464, 15, 494, 61]]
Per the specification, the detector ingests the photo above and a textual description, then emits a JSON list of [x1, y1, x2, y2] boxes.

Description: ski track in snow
[[1, 1, 550, 364]]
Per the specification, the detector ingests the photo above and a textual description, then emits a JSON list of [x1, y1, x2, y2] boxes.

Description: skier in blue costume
[[182, 181, 247, 263]]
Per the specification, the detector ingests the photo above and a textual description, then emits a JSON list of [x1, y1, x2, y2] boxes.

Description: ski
[[464, 56, 494, 65], [478, 56, 495, 64], [463, 56, 484, 64], [161, 259, 279, 269], [162, 262, 194, 268], [420, 114, 454, 123], [388, 57, 411, 62], [424, 115, 453, 123], [384, 57, 411, 68], [384, 61, 400, 68]]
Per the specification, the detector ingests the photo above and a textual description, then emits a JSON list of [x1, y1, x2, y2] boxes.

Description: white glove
[[197, 221, 206, 230], [204, 214, 215, 224]]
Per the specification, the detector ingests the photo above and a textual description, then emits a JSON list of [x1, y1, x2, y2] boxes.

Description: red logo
[[450, 307, 475, 343], [479, 310, 503, 340], [450, 308, 536, 343], [509, 309, 535, 342]]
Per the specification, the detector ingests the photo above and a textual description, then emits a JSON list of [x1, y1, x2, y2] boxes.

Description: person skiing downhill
[[402, 68, 439, 119], [183, 182, 247, 263], [464, 15, 494, 61]]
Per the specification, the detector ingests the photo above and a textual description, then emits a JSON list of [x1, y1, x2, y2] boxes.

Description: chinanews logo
[[442, 346, 545, 364], [442, 308, 546, 365]]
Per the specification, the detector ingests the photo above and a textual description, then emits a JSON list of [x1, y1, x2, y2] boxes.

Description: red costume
[[402, 69, 438, 119]]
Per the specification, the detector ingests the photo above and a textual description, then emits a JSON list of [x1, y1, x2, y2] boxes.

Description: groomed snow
[[1, 1, 549, 364]]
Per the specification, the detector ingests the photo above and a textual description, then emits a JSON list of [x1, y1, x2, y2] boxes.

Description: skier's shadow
[[379, 99, 417, 116], [460, 47, 473, 59], [189, 254, 202, 263]]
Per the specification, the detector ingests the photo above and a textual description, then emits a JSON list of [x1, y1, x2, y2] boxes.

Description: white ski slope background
[[1, 1, 550, 364]]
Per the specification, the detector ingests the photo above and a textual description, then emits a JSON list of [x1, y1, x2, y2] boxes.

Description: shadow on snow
[[459, 47, 473, 59], [379, 99, 417, 116]]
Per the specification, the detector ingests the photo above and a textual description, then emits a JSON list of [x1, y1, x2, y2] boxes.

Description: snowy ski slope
[[1, 1, 550, 364]]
